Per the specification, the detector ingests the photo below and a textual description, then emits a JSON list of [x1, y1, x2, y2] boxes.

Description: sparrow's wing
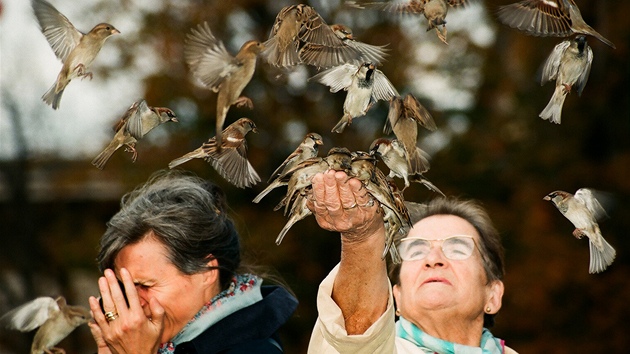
[[185, 22, 238, 92], [371, 70, 399, 101], [309, 63, 358, 92], [32, 0, 83, 62], [125, 99, 152, 139], [299, 43, 363, 68], [344, 40, 390, 66], [574, 188, 608, 221], [540, 40, 570, 84], [384, 96, 403, 134], [297, 7, 343, 47], [0, 297, 59, 332], [113, 100, 141, 132], [447, 0, 468, 7], [269, 148, 303, 182], [497, 0, 573, 37], [403, 94, 437, 131], [347, 1, 426, 14], [575, 46, 593, 96]]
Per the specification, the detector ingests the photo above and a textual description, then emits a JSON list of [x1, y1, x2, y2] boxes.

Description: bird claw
[[75, 64, 93, 80], [562, 84, 572, 94], [436, 25, 448, 45], [235, 96, 253, 109], [572, 229, 585, 239], [124, 144, 138, 162]]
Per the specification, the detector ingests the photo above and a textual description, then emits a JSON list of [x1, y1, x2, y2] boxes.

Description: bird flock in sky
[[2, 0, 618, 351]]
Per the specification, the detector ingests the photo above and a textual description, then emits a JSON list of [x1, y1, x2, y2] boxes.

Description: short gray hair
[[97, 170, 241, 290]]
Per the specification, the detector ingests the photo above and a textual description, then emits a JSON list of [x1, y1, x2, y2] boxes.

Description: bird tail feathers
[[91, 142, 121, 170], [588, 235, 616, 274], [539, 85, 566, 124], [42, 83, 65, 110], [168, 149, 204, 169]]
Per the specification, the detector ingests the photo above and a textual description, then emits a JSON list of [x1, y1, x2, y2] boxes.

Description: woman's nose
[[423, 243, 446, 268]]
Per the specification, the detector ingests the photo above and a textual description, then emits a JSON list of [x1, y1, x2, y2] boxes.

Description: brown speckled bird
[[497, 0, 615, 48], [0, 296, 91, 354], [347, 0, 468, 44], [253, 133, 324, 204], [544, 188, 616, 273], [91, 99, 178, 169], [33, 0, 119, 109], [262, 4, 368, 68], [185, 22, 264, 148], [168, 118, 260, 189]]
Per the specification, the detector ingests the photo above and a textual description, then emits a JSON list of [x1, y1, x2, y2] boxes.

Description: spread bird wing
[[32, 0, 83, 62], [497, 0, 573, 37], [371, 70, 399, 101], [540, 39, 570, 84], [310, 63, 358, 92], [0, 297, 59, 332]]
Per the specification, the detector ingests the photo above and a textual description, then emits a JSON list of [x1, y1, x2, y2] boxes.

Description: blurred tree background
[[1, 0, 628, 352]]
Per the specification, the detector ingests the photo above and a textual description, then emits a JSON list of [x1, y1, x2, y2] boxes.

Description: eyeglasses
[[397, 235, 478, 261]]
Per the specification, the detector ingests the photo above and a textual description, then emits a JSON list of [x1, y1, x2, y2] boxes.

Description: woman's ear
[[203, 258, 220, 285], [485, 280, 504, 314], [393, 284, 401, 310]]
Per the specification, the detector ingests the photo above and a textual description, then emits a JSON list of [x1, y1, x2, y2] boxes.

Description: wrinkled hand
[[88, 268, 164, 354], [308, 170, 383, 243]]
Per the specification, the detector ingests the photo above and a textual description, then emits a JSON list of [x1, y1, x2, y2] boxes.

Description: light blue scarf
[[158, 273, 262, 353], [396, 317, 504, 354]]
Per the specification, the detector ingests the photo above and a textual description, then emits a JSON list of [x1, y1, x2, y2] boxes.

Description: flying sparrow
[[539, 35, 592, 124], [497, 0, 615, 48], [185, 22, 264, 147], [347, 0, 468, 44], [91, 99, 178, 169], [385, 94, 437, 174], [253, 132, 324, 204], [32, 0, 119, 109], [370, 138, 444, 195], [310, 62, 399, 133], [0, 296, 91, 354], [299, 23, 390, 68], [168, 117, 261, 189], [262, 4, 368, 68], [544, 188, 616, 273]]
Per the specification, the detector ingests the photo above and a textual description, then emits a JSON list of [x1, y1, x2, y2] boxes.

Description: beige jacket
[[308, 264, 518, 354]]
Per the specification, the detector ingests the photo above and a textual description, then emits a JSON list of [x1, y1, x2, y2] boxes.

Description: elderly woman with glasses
[[307, 170, 517, 353]]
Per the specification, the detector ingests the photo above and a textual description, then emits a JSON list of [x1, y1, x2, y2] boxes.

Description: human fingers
[[104, 269, 129, 317], [322, 170, 343, 215], [334, 171, 358, 210], [119, 268, 140, 313], [97, 274, 117, 320]]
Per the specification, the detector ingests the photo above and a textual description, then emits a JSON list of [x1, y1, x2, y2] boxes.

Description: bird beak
[[316, 139, 323, 146], [252, 127, 259, 133], [543, 196, 551, 201], [171, 117, 179, 123], [112, 28, 121, 35]]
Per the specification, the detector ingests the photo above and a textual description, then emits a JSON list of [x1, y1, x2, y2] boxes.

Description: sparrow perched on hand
[[262, 4, 369, 68], [544, 188, 616, 274], [32, 0, 119, 109], [253, 132, 324, 204], [497, 0, 615, 48], [185, 22, 264, 147], [310, 62, 399, 133], [91, 99, 178, 169], [347, 0, 468, 44], [275, 147, 353, 213], [370, 138, 444, 195], [299, 23, 390, 68], [168, 117, 261, 189], [0, 296, 91, 354], [539, 35, 592, 124], [348, 151, 412, 262]]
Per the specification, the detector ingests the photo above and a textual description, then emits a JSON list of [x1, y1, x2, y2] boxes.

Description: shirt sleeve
[[307, 264, 397, 354]]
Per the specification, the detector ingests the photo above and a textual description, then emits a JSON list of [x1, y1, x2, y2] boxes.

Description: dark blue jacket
[[174, 285, 298, 354]]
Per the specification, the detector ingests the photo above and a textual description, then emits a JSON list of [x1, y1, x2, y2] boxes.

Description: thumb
[[148, 297, 165, 329]]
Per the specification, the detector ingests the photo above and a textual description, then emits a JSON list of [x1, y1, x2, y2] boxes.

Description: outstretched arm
[[309, 170, 389, 334]]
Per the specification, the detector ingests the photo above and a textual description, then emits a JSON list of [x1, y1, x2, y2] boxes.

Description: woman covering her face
[[88, 171, 297, 353], [307, 170, 517, 353]]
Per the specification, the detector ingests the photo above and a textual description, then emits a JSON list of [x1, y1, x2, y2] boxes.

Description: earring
[[485, 307, 491, 314], [395, 309, 401, 316]]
